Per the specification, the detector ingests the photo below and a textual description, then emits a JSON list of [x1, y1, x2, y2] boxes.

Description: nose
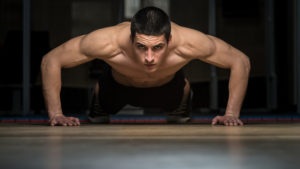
[[145, 49, 154, 63]]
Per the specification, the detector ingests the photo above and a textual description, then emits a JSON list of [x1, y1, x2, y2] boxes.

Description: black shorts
[[98, 66, 186, 114]]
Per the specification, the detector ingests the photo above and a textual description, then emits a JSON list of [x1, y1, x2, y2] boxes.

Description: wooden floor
[[1, 123, 300, 169]]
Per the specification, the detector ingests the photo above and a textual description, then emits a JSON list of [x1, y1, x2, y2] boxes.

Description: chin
[[144, 66, 157, 72], [145, 68, 157, 72]]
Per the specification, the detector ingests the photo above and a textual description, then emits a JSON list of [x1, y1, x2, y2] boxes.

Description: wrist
[[225, 112, 239, 118], [49, 112, 64, 121]]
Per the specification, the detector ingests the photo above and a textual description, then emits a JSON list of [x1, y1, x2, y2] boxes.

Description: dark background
[[0, 0, 297, 116]]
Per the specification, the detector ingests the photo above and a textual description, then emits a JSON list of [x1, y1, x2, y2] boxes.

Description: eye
[[137, 44, 147, 50], [153, 45, 162, 50]]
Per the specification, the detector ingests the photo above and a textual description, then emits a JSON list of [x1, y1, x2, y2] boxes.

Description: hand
[[49, 114, 80, 126], [211, 115, 243, 126]]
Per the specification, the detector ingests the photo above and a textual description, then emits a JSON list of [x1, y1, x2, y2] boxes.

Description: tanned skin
[[41, 22, 250, 126]]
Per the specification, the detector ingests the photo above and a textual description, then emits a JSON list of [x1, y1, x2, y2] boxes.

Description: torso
[[97, 22, 194, 88], [106, 52, 189, 88]]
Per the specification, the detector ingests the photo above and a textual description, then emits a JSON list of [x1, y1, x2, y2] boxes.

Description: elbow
[[40, 55, 48, 73], [240, 55, 251, 77], [40, 54, 61, 74], [244, 55, 251, 76], [41, 55, 51, 73], [231, 54, 251, 77]]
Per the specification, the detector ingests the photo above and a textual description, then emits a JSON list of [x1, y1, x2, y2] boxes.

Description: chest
[[104, 53, 189, 87]]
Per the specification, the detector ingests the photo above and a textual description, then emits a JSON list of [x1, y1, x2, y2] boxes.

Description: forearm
[[225, 56, 250, 117], [41, 56, 64, 119]]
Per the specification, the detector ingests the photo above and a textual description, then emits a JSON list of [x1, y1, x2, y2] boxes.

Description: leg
[[88, 82, 110, 123], [181, 78, 191, 104], [94, 82, 100, 100], [89, 80, 128, 123], [167, 78, 193, 123], [89, 64, 129, 123]]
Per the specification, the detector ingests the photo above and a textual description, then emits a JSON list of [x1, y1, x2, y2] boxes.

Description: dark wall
[[0, 0, 297, 113], [274, 0, 295, 110]]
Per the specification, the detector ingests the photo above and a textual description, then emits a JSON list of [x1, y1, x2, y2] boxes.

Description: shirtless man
[[41, 7, 250, 126]]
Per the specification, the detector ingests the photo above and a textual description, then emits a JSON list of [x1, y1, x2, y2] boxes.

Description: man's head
[[130, 7, 171, 72], [130, 6, 171, 43]]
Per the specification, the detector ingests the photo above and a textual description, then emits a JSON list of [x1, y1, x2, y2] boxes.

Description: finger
[[75, 119, 80, 126], [50, 118, 57, 126], [212, 120, 217, 125], [73, 117, 79, 121], [73, 119, 80, 126], [59, 118, 71, 126], [237, 119, 244, 126], [229, 120, 235, 126], [211, 118, 217, 125], [64, 119, 72, 126], [211, 116, 220, 125], [224, 119, 229, 126], [66, 122, 73, 126], [70, 121, 76, 126], [50, 120, 57, 126], [231, 119, 237, 125], [225, 120, 231, 126], [231, 120, 237, 126], [56, 118, 64, 124], [76, 118, 81, 125], [67, 119, 76, 126], [71, 117, 80, 125], [70, 118, 80, 126], [73, 121, 79, 126]]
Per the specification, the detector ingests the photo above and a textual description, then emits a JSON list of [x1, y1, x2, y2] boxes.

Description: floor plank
[[0, 124, 300, 169]]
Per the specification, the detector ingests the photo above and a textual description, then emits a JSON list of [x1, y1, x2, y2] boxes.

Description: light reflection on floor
[[0, 124, 300, 169]]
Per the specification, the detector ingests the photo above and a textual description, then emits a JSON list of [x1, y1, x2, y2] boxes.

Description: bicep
[[43, 35, 95, 68], [198, 35, 246, 69]]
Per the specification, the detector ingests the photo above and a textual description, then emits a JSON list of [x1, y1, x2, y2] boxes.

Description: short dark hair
[[130, 6, 171, 43]]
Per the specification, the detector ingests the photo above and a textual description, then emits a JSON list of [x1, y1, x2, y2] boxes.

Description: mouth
[[144, 64, 156, 68]]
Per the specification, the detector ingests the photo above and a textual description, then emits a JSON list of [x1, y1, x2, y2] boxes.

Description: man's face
[[132, 33, 168, 72]]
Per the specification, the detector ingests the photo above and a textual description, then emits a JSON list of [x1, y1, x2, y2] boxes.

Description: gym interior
[[1, 0, 300, 168]]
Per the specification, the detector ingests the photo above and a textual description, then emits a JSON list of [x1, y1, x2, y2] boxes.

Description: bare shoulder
[[171, 22, 216, 58], [80, 22, 130, 58]]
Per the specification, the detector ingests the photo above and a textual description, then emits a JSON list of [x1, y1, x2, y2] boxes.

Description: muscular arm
[[203, 35, 250, 118], [41, 35, 93, 122], [175, 25, 251, 125], [41, 26, 121, 126]]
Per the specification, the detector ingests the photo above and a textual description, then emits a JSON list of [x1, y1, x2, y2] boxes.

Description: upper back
[[170, 22, 215, 59], [81, 21, 213, 60], [80, 22, 131, 59]]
